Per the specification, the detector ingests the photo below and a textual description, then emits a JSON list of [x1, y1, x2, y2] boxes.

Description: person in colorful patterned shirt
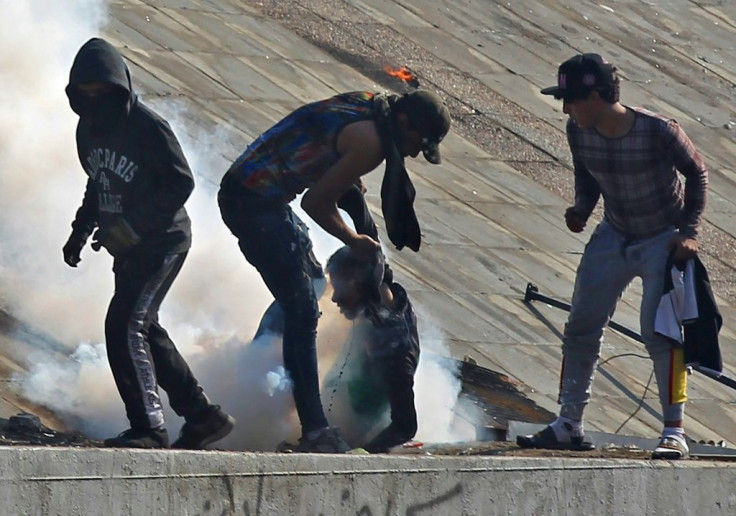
[[218, 90, 450, 452], [252, 185, 420, 453], [517, 54, 708, 460]]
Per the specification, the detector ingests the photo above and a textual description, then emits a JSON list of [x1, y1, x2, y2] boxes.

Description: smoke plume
[[5, 0, 476, 450]]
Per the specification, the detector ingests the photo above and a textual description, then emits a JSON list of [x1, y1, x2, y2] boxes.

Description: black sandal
[[516, 425, 595, 451]]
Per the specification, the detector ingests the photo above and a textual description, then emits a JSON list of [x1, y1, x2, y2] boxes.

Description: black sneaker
[[292, 427, 351, 454], [104, 427, 170, 449], [171, 405, 235, 449], [364, 425, 411, 454]]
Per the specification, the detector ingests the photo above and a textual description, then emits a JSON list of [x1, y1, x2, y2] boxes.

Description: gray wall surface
[[2, 448, 735, 515]]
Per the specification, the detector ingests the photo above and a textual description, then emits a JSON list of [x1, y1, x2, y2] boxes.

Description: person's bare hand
[[349, 233, 381, 256], [669, 234, 698, 262], [564, 207, 587, 233]]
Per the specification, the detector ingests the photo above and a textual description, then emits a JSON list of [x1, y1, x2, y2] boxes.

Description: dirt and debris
[[0, 413, 667, 459], [2, 411, 733, 461], [397, 440, 652, 460], [394, 440, 736, 462], [0, 413, 101, 448]]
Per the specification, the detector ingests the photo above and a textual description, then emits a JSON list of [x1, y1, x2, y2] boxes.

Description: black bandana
[[371, 93, 421, 252], [69, 88, 128, 134]]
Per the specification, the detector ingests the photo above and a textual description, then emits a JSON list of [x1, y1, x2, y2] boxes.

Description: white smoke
[[0, 1, 111, 342], [322, 318, 473, 447], [5, 0, 477, 450], [19, 342, 125, 436], [414, 336, 473, 443]]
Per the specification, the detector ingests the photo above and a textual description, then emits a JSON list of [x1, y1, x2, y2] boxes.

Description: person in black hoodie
[[63, 38, 234, 449]]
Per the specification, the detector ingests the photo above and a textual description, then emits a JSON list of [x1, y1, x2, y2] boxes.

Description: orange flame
[[383, 65, 418, 85]]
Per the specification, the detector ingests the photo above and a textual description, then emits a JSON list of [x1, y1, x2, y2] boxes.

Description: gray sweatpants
[[559, 219, 684, 423]]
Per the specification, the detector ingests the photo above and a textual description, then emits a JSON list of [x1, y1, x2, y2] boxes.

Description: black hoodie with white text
[[65, 38, 193, 255]]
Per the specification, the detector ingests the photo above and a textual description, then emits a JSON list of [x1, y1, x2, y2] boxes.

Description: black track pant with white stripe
[[105, 251, 208, 430]]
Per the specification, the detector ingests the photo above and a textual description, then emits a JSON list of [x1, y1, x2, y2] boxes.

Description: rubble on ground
[[0, 413, 101, 447]]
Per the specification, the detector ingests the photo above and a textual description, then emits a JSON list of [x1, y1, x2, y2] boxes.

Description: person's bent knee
[[106, 311, 146, 343], [105, 312, 129, 341], [563, 332, 605, 354]]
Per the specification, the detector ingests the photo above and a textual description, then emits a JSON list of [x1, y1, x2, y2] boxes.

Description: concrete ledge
[[1, 448, 736, 515]]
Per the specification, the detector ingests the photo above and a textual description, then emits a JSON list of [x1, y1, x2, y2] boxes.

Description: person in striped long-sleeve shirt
[[517, 53, 708, 460]]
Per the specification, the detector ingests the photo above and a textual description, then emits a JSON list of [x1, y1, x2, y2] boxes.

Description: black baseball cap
[[541, 53, 616, 101], [401, 90, 451, 164]]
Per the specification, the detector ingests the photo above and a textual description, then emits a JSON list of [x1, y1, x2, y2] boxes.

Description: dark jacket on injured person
[[65, 38, 194, 256]]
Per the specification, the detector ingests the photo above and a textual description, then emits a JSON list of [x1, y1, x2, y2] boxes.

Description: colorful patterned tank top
[[227, 91, 376, 199]]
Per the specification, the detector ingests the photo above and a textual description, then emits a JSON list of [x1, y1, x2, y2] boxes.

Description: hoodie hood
[[66, 38, 135, 129]]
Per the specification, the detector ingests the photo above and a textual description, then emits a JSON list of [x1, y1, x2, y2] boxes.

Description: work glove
[[62, 233, 86, 267], [91, 217, 141, 257]]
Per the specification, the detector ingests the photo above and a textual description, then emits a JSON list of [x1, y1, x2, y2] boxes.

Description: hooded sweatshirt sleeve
[[70, 176, 99, 241], [125, 117, 194, 235]]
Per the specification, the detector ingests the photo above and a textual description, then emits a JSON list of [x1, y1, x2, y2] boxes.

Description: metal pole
[[523, 282, 736, 393]]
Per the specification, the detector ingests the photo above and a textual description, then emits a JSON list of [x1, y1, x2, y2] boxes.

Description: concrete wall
[[1, 448, 735, 515]]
